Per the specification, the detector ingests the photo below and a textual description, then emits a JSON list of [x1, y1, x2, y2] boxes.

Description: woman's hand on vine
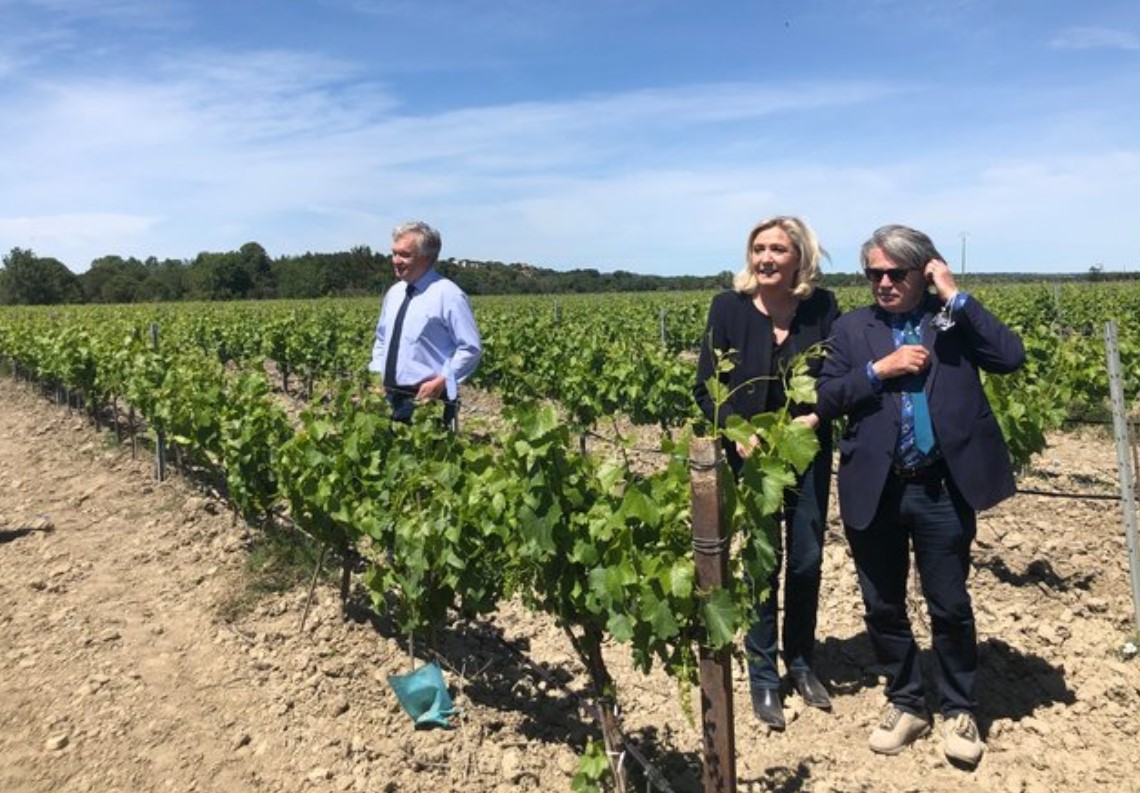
[[735, 433, 761, 458], [793, 412, 820, 431]]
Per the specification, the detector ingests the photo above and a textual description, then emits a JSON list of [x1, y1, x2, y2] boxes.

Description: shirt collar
[[408, 267, 441, 293], [874, 306, 922, 328], [874, 294, 935, 327]]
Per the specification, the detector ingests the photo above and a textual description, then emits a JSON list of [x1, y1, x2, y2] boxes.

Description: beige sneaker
[[868, 705, 931, 755], [942, 712, 985, 767]]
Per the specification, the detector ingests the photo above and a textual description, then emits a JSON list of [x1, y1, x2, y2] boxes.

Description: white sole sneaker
[[942, 712, 985, 767], [869, 705, 931, 755]]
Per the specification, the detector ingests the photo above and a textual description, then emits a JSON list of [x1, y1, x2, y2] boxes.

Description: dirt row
[[2, 376, 1139, 792]]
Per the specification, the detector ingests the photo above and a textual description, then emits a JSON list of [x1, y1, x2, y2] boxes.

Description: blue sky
[[1, 0, 1138, 276]]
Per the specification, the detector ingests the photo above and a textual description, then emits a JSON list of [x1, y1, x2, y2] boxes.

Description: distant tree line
[[2, 245, 1136, 306], [0, 244, 740, 305], [0, 244, 383, 305]]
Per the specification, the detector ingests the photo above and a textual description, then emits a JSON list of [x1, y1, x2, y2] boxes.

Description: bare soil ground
[[2, 377, 1139, 793]]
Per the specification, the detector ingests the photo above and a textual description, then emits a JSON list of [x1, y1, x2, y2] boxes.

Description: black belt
[[891, 459, 946, 481]]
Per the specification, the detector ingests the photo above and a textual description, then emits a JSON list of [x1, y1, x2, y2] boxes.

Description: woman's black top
[[693, 288, 840, 467]]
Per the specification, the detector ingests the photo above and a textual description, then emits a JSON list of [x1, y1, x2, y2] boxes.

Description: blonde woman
[[693, 215, 839, 730]]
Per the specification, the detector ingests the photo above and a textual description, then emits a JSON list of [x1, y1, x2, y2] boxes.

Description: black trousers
[[743, 454, 829, 690], [386, 389, 458, 430], [845, 468, 977, 717]]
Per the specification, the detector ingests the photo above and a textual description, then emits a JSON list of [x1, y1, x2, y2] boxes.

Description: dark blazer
[[816, 292, 1025, 530], [694, 288, 840, 470]]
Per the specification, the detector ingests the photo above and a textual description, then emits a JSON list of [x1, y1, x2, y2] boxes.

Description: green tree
[[0, 247, 84, 305], [273, 253, 328, 298], [140, 257, 188, 301], [239, 242, 275, 298], [188, 251, 253, 300], [343, 245, 384, 294], [80, 255, 148, 303]]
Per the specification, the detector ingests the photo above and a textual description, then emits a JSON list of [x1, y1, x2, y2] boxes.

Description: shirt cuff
[[441, 364, 458, 401], [865, 360, 882, 391]]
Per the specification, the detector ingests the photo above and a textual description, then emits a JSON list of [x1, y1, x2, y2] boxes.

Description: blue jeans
[[845, 469, 977, 716], [745, 455, 829, 691]]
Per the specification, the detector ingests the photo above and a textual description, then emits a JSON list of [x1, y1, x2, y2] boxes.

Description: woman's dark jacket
[[693, 288, 840, 471]]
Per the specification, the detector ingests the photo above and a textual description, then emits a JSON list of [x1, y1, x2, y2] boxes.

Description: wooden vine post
[[1104, 321, 1140, 635], [689, 436, 737, 793], [150, 323, 167, 482]]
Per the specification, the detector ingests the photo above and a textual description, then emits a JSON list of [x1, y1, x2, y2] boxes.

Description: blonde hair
[[733, 215, 826, 299]]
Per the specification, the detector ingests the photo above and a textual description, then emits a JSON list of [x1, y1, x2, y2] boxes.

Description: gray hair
[[860, 224, 944, 271], [392, 221, 442, 265]]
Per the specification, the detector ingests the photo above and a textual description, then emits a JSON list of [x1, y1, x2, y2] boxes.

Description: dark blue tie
[[902, 319, 935, 454], [383, 284, 415, 389]]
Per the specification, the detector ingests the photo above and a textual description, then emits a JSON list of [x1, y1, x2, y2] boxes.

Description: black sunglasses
[[864, 267, 911, 284]]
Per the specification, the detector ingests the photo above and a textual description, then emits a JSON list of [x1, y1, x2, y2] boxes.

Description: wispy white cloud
[[4, 50, 1138, 273], [869, 150, 1140, 267], [331, 0, 650, 40], [0, 213, 157, 262], [15, 0, 186, 28], [2, 2, 1139, 274], [0, 37, 903, 268], [1049, 26, 1140, 51], [0, 0, 186, 80]]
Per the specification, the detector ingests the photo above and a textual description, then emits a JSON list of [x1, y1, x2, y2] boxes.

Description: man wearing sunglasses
[[816, 224, 1024, 769]]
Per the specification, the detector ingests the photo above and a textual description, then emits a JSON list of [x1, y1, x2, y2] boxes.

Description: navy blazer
[[816, 293, 1025, 530]]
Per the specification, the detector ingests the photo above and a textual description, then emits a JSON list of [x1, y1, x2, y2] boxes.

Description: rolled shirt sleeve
[[439, 291, 482, 400]]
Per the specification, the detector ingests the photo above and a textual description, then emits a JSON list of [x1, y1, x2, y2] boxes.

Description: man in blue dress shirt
[[369, 221, 482, 425], [817, 225, 1025, 768]]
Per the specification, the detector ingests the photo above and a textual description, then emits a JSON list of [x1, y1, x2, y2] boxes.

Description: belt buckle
[[893, 460, 940, 480]]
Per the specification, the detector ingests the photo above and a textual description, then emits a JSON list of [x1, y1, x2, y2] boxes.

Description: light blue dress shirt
[[369, 269, 482, 401]]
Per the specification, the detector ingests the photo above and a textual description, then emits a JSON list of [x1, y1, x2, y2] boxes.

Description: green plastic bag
[[387, 662, 457, 728]]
